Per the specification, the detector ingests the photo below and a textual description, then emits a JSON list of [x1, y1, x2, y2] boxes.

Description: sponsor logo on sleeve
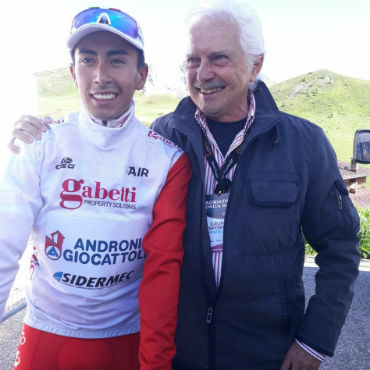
[[30, 246, 39, 280], [147, 130, 178, 148]]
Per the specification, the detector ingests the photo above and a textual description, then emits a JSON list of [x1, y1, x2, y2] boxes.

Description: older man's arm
[[281, 342, 321, 370], [294, 126, 360, 360], [8, 115, 50, 154]]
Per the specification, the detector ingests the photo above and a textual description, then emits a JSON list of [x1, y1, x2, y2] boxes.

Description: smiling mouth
[[91, 93, 118, 101], [194, 81, 226, 95], [198, 87, 225, 94]]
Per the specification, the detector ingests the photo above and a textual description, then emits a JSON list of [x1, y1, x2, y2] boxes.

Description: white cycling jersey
[[0, 104, 184, 338]]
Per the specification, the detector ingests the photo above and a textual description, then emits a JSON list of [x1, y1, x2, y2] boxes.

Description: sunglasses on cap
[[71, 7, 139, 39]]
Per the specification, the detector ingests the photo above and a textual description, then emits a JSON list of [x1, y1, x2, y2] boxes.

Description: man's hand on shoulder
[[8, 115, 51, 154], [280, 342, 321, 370]]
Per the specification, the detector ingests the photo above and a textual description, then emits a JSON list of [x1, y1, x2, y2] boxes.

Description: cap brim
[[67, 23, 144, 52]]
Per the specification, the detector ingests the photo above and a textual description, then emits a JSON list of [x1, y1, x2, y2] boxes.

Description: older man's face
[[185, 17, 261, 122]]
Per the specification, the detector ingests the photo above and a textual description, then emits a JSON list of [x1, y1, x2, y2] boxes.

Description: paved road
[[304, 261, 370, 370], [1, 261, 369, 370]]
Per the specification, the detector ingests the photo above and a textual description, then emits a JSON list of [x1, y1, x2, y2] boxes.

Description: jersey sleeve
[[138, 152, 191, 370], [0, 140, 43, 319]]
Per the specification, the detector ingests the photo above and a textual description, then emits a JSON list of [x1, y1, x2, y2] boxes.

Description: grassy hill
[[269, 69, 370, 162], [35, 68, 369, 162]]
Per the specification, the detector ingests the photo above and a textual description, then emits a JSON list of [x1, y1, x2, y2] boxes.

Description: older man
[[9, 2, 360, 370], [151, 3, 360, 370]]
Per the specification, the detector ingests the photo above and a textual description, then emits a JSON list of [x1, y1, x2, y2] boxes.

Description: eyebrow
[[78, 49, 129, 57], [107, 50, 129, 57], [209, 51, 230, 58], [186, 50, 230, 58], [78, 48, 97, 56]]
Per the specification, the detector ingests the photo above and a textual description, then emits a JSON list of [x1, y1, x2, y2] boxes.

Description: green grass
[[134, 92, 180, 126], [38, 93, 80, 118], [269, 69, 370, 163], [36, 68, 76, 97]]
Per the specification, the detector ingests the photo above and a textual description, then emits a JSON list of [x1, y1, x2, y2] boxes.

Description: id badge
[[205, 193, 229, 252]]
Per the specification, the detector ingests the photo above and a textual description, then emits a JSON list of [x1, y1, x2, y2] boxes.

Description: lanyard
[[203, 135, 246, 195]]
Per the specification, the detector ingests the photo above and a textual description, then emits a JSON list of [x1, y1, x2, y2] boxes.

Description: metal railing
[[1, 288, 26, 322], [1, 240, 32, 322]]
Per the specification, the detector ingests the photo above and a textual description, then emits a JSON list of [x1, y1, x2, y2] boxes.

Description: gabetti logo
[[53, 270, 134, 289], [59, 179, 136, 210]]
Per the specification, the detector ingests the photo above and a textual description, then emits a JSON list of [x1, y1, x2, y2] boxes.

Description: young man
[[0, 7, 190, 370], [9, 2, 360, 370]]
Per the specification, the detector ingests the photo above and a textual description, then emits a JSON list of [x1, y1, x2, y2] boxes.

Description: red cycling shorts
[[13, 323, 140, 370]]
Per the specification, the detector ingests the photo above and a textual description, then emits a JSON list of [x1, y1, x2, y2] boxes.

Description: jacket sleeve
[[138, 153, 191, 370], [0, 141, 43, 319], [297, 127, 361, 356]]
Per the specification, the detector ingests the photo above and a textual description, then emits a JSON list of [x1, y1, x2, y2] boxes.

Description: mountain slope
[[268, 69, 370, 161]]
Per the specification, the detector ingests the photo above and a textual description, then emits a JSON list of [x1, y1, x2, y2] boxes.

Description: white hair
[[186, 0, 265, 85]]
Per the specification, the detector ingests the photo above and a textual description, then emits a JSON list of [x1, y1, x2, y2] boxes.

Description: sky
[[2, 0, 368, 79], [0, 0, 369, 151]]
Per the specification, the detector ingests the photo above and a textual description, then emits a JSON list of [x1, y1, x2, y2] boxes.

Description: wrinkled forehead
[[186, 16, 240, 55]]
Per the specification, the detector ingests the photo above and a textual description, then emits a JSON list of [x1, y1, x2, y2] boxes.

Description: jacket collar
[[250, 80, 281, 137], [241, 81, 282, 153], [172, 80, 281, 155], [174, 80, 280, 130], [171, 98, 207, 182]]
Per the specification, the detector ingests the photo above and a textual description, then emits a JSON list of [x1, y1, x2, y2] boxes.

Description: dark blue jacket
[[152, 81, 360, 370]]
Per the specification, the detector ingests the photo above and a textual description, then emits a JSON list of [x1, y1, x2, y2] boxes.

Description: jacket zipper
[[206, 305, 216, 369], [337, 194, 343, 210], [206, 306, 213, 324]]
